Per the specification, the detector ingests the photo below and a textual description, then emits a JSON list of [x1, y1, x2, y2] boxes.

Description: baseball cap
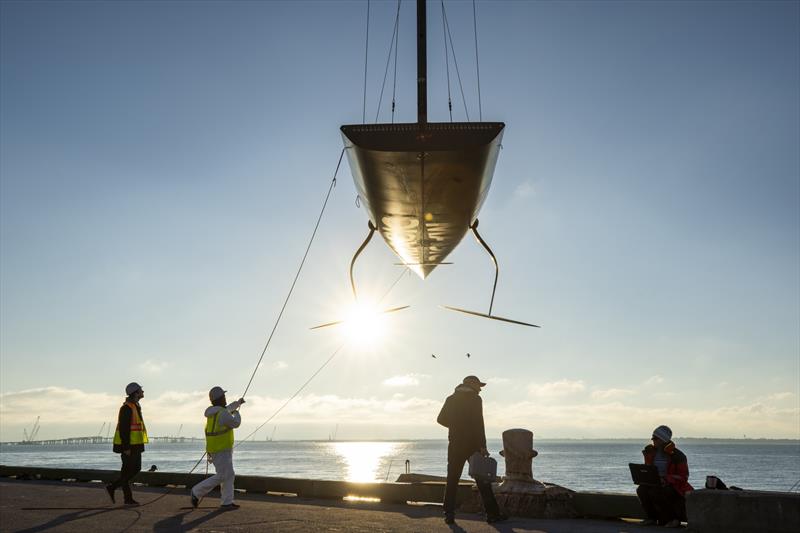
[[463, 375, 487, 387]]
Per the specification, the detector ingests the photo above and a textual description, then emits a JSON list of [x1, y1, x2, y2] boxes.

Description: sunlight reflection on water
[[329, 441, 404, 482]]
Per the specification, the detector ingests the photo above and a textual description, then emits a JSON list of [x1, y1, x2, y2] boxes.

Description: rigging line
[[391, 0, 401, 123], [441, 0, 453, 122], [441, 2, 470, 121], [375, 0, 402, 123], [235, 344, 345, 446], [144, 150, 347, 505], [472, 0, 482, 121], [143, 267, 409, 506], [363, 0, 370, 124], [240, 147, 347, 398], [236, 266, 409, 446]]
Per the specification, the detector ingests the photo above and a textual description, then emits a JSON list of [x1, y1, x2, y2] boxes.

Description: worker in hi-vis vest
[[106, 382, 148, 505], [190, 386, 245, 509]]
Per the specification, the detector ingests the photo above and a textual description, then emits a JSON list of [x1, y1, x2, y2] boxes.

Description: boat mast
[[417, 0, 427, 124]]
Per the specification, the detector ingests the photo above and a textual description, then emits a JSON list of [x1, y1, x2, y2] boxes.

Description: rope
[[375, 0, 402, 123], [391, 0, 400, 123], [441, 1, 470, 121], [441, 1, 453, 122], [141, 149, 349, 508], [473, 0, 482, 121], [240, 148, 346, 398], [235, 345, 345, 445], [363, 0, 370, 123]]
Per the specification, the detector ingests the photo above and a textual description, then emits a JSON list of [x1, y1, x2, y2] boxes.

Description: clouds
[[591, 388, 636, 400], [528, 379, 586, 399], [513, 180, 535, 199], [139, 359, 169, 374], [382, 374, 429, 387], [525, 376, 669, 403], [1, 384, 797, 440], [483, 398, 800, 439], [643, 375, 665, 387]]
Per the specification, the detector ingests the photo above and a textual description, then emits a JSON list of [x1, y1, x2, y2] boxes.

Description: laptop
[[629, 463, 661, 486]]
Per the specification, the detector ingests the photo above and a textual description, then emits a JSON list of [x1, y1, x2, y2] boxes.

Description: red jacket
[[642, 442, 693, 495]]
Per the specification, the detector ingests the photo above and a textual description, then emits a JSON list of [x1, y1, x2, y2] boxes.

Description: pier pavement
[[0, 479, 656, 532]]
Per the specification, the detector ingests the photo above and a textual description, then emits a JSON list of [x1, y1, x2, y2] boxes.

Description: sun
[[341, 300, 389, 348]]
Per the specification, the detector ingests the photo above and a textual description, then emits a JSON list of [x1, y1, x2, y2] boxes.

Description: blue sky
[[1, 0, 798, 441]]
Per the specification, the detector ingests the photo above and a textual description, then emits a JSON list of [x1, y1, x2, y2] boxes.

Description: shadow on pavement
[[17, 507, 139, 533], [153, 508, 226, 531]]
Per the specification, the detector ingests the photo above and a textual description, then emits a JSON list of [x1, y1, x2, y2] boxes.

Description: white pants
[[191, 449, 235, 505]]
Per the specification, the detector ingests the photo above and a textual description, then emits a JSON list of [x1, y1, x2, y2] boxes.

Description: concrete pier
[[0, 478, 656, 532]]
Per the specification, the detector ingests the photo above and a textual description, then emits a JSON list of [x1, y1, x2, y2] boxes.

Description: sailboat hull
[[341, 122, 504, 279]]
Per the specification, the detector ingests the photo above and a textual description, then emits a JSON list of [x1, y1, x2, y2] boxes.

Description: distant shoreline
[[2, 437, 799, 445]]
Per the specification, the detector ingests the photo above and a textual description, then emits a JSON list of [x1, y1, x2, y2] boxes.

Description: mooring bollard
[[498, 428, 543, 492]]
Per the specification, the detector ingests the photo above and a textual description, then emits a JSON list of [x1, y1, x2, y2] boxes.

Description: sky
[[1, 0, 798, 442]]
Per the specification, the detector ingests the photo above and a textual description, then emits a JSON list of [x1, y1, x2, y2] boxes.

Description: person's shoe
[[220, 503, 240, 510], [123, 499, 140, 506], [104, 484, 115, 504], [640, 519, 658, 526], [487, 513, 509, 524], [664, 519, 682, 528], [190, 493, 199, 509], [444, 513, 455, 524]]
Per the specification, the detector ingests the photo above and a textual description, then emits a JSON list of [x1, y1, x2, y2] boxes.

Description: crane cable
[[473, 0, 482, 121], [375, 0, 403, 123], [441, 1, 453, 122], [362, 0, 370, 123], [441, 1, 470, 121], [391, 0, 401, 123]]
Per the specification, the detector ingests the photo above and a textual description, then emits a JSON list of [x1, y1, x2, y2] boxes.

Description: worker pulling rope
[[138, 148, 347, 507]]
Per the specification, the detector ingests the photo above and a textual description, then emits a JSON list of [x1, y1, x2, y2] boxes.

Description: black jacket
[[112, 399, 145, 454], [437, 385, 487, 454]]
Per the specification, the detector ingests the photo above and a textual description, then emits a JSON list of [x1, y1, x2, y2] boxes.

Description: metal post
[[417, 0, 427, 124]]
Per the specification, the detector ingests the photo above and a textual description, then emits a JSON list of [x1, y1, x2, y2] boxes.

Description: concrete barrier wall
[[572, 491, 646, 519], [687, 489, 800, 533], [0, 465, 468, 505]]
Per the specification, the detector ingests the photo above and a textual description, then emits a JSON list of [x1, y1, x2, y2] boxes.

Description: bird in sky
[[431, 354, 437, 359], [466, 353, 471, 358]]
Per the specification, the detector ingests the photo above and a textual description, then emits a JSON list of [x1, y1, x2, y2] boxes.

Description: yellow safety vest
[[113, 401, 149, 445], [205, 410, 234, 453]]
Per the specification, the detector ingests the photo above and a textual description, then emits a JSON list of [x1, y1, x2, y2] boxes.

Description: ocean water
[[1, 439, 798, 493]]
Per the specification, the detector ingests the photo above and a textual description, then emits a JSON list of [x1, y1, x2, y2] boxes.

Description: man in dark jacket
[[106, 382, 148, 505], [437, 375, 506, 524]]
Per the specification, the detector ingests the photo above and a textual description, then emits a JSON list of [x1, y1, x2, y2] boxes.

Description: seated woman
[[636, 425, 693, 528]]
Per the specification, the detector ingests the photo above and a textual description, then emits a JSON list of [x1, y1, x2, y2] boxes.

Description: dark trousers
[[636, 484, 686, 524], [109, 451, 142, 501], [443, 445, 501, 517]]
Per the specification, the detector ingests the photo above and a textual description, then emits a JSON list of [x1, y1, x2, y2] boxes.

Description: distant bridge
[[4, 436, 203, 446]]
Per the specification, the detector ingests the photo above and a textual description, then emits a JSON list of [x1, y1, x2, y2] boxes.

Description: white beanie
[[652, 425, 673, 442]]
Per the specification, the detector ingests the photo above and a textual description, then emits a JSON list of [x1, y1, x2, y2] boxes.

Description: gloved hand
[[238, 397, 245, 405]]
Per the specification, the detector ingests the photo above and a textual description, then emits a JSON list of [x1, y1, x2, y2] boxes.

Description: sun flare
[[342, 301, 388, 347]]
